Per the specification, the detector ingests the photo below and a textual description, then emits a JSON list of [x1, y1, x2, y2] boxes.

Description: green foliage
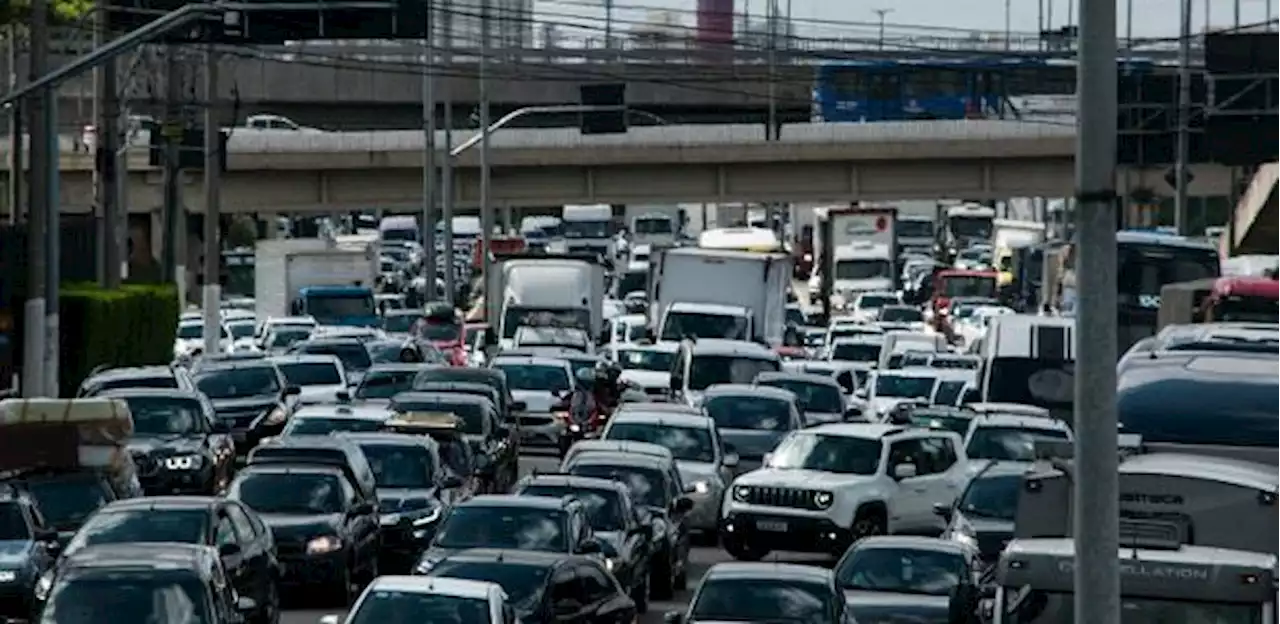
[[0, 0, 94, 28], [59, 283, 180, 397]]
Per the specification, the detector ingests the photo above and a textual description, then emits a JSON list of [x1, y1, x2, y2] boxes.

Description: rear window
[[703, 396, 794, 431], [1118, 360, 1278, 448]]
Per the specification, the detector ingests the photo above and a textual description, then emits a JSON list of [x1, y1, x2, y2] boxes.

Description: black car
[[562, 453, 693, 600], [413, 366, 522, 421], [390, 391, 517, 493], [246, 435, 379, 503], [834, 536, 983, 624], [0, 468, 139, 541], [191, 360, 301, 454], [365, 338, 446, 367], [53, 496, 280, 624], [513, 474, 653, 612], [424, 548, 637, 624], [936, 460, 1030, 564], [39, 543, 253, 624], [0, 495, 58, 621], [227, 464, 379, 606], [413, 495, 603, 575], [350, 364, 435, 402], [99, 389, 237, 495], [338, 433, 469, 572], [75, 364, 195, 398], [288, 338, 376, 386], [668, 562, 852, 624]]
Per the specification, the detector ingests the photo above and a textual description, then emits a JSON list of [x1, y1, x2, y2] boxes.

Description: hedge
[[59, 283, 180, 397]]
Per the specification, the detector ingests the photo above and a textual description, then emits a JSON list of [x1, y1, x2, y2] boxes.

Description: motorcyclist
[[568, 368, 597, 430], [591, 362, 623, 427]]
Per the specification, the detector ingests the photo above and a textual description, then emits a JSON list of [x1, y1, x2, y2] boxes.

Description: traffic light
[[580, 84, 628, 135]]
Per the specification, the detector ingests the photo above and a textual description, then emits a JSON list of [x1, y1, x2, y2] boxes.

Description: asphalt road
[[279, 450, 829, 624]]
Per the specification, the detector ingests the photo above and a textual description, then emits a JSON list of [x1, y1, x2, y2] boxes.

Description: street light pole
[[440, 0, 456, 304], [421, 1, 438, 302], [1174, 0, 1193, 235], [478, 0, 492, 308], [201, 47, 222, 357], [1005, 0, 1013, 51], [872, 9, 892, 50]]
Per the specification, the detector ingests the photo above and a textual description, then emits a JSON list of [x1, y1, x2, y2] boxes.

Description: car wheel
[[649, 555, 674, 600], [850, 508, 886, 544]]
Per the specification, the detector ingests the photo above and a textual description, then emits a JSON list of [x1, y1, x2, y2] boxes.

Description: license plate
[[756, 520, 788, 532]]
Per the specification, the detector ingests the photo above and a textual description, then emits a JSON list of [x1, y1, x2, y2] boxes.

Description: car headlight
[[262, 405, 288, 426], [732, 486, 750, 502], [412, 506, 442, 527], [163, 455, 204, 470], [0, 570, 17, 583], [34, 572, 52, 601], [305, 535, 343, 555], [604, 557, 617, 572], [813, 491, 834, 509], [691, 480, 711, 495]]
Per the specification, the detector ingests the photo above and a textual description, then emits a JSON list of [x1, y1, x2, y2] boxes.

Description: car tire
[[850, 507, 887, 544], [649, 555, 674, 600]]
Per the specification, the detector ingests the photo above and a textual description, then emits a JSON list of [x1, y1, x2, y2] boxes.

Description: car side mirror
[[577, 537, 602, 555], [663, 611, 685, 624], [440, 475, 464, 489], [671, 496, 694, 514], [284, 385, 301, 396], [723, 452, 739, 468], [218, 543, 241, 557], [510, 400, 527, 412], [335, 390, 350, 403], [933, 502, 953, 522], [235, 595, 258, 615], [892, 463, 918, 480], [668, 376, 682, 391]]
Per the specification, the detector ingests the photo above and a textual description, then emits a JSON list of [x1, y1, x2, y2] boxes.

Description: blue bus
[[812, 57, 1153, 122]]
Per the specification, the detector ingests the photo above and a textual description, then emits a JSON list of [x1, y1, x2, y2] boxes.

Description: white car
[[720, 423, 967, 560], [267, 354, 349, 404], [962, 413, 1073, 462], [173, 320, 230, 358], [320, 576, 507, 624], [859, 368, 938, 419], [608, 313, 648, 347], [847, 291, 902, 323], [611, 342, 679, 397]]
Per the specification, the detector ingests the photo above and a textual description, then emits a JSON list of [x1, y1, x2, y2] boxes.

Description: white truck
[[817, 207, 899, 318], [551, 204, 616, 261], [624, 204, 682, 248], [649, 247, 792, 347], [484, 254, 606, 349], [254, 238, 379, 327]]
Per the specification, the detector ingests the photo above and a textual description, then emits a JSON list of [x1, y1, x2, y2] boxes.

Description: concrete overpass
[[0, 121, 1239, 219]]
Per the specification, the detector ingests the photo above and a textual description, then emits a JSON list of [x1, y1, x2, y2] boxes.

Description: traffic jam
[[5, 202, 1277, 623]]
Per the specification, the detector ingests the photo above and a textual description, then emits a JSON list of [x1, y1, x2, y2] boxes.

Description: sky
[[533, 0, 1277, 42]]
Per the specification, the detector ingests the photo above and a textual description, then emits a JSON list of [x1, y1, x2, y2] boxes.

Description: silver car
[[490, 355, 575, 447], [700, 384, 804, 475], [754, 371, 852, 426], [598, 411, 737, 535]]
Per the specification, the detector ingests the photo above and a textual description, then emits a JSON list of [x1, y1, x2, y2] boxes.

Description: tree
[[0, 0, 95, 28]]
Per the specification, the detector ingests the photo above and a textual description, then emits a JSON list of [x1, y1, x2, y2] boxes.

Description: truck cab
[[931, 269, 999, 316]]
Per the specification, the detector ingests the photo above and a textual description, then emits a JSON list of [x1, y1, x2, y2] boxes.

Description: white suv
[[719, 423, 967, 560], [962, 413, 1073, 462]]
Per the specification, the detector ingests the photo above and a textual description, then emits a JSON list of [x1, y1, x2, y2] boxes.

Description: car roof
[[608, 411, 714, 429], [519, 474, 630, 494], [615, 402, 702, 415], [831, 335, 886, 345], [258, 434, 360, 451], [417, 367, 505, 383], [368, 575, 499, 600], [567, 452, 671, 471], [967, 402, 1051, 418], [969, 459, 1038, 479], [436, 547, 575, 569], [687, 339, 779, 359], [192, 359, 278, 373], [491, 356, 574, 368], [338, 432, 440, 450], [806, 422, 910, 440], [755, 371, 842, 388], [972, 413, 1069, 430], [614, 342, 681, 354], [237, 463, 347, 478], [367, 363, 439, 374], [704, 562, 832, 584], [703, 384, 796, 402], [96, 388, 202, 401], [293, 404, 392, 421], [458, 495, 572, 511], [393, 391, 492, 406], [88, 366, 175, 381], [102, 496, 220, 512], [61, 543, 213, 571], [267, 354, 342, 365]]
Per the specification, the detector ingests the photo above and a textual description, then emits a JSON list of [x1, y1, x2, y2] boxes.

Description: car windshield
[[266, 327, 313, 349], [880, 307, 923, 323], [347, 590, 489, 624], [120, 397, 206, 435], [520, 485, 624, 532], [857, 295, 898, 310], [0, 503, 29, 540], [426, 561, 550, 609], [355, 370, 418, 399], [704, 396, 793, 431], [193, 367, 280, 399], [966, 426, 1069, 461], [932, 382, 967, 407], [64, 509, 208, 557], [691, 579, 834, 624], [41, 576, 211, 624], [605, 422, 715, 463], [907, 410, 972, 435], [688, 356, 779, 391], [761, 380, 843, 413], [434, 507, 567, 552], [835, 260, 891, 281], [568, 464, 668, 509], [562, 220, 611, 238], [175, 324, 204, 340], [296, 343, 371, 372], [276, 362, 343, 386], [959, 473, 1021, 521], [381, 314, 418, 334], [306, 294, 375, 321], [24, 476, 110, 530], [360, 444, 434, 489], [226, 322, 255, 340], [285, 417, 383, 437], [836, 547, 966, 596], [616, 349, 676, 372], [942, 276, 997, 298], [231, 472, 344, 515], [659, 312, 749, 342], [874, 374, 937, 399], [389, 401, 484, 436], [769, 433, 881, 475], [831, 342, 881, 363], [494, 364, 571, 392], [418, 322, 462, 342]]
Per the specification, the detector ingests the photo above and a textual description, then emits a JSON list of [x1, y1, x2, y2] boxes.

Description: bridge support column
[[501, 205, 513, 234]]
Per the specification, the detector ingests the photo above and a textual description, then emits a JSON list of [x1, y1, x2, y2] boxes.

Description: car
[[413, 366, 521, 423], [961, 413, 1072, 462], [226, 463, 380, 605], [859, 368, 939, 420], [936, 460, 1034, 563], [825, 335, 885, 365], [560, 444, 693, 600], [190, 359, 302, 454], [349, 363, 433, 403], [266, 354, 350, 405], [610, 342, 680, 399], [754, 371, 853, 425], [337, 432, 470, 572], [513, 474, 653, 610], [489, 355, 575, 448], [97, 388, 237, 495], [412, 495, 605, 575], [847, 291, 902, 323], [258, 322, 316, 354], [278, 404, 392, 438], [320, 575, 510, 624], [0, 466, 140, 540], [365, 337, 446, 367], [666, 562, 852, 624], [174, 320, 231, 358], [74, 364, 195, 398], [513, 326, 593, 354], [875, 304, 928, 333], [421, 549, 638, 623], [53, 496, 280, 623], [599, 410, 737, 537], [669, 339, 781, 406], [0, 494, 58, 621], [389, 392, 516, 494], [700, 384, 804, 473], [246, 435, 379, 503], [834, 536, 983, 623], [720, 423, 968, 560], [889, 405, 980, 436], [288, 337, 376, 386]]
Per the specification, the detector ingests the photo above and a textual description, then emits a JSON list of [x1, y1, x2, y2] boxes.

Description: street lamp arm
[[450, 104, 669, 158]]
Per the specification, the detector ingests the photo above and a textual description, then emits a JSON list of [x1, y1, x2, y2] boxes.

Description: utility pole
[[766, 0, 780, 236], [1038, 0, 1046, 51], [1004, 0, 1012, 50], [1234, 0, 1241, 28], [200, 47, 221, 356], [23, 0, 50, 397], [45, 88, 59, 398], [7, 26, 21, 227], [872, 9, 892, 50], [603, 0, 614, 49], [1125, 0, 1133, 57], [1174, 0, 1193, 235], [440, 0, 456, 305], [95, 0, 122, 288], [478, 0, 492, 307], [160, 50, 182, 288], [1074, 3, 1120, 624], [421, 1, 438, 303]]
